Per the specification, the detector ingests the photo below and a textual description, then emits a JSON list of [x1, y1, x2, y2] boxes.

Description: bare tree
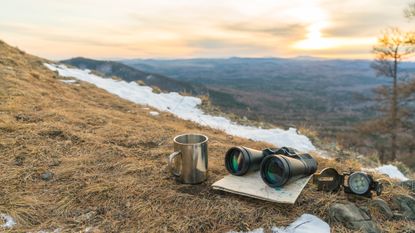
[[404, 1, 415, 19], [371, 28, 415, 161]]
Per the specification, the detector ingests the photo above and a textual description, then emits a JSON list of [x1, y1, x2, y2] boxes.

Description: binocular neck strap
[[263, 147, 297, 156]]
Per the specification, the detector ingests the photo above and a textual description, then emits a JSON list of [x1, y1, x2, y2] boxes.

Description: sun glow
[[293, 6, 376, 51], [294, 21, 376, 51], [294, 23, 337, 50], [288, 2, 337, 50], [295, 21, 334, 49]]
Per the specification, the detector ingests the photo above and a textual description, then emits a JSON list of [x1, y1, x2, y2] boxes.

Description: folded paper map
[[212, 172, 311, 204]]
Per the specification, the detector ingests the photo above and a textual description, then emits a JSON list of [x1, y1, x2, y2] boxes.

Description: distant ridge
[[293, 56, 326, 60], [62, 57, 249, 111], [62, 57, 205, 94]]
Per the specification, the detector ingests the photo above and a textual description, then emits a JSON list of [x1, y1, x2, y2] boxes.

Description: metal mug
[[168, 133, 208, 184]]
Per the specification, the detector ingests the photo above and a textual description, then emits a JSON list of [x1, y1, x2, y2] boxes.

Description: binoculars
[[225, 146, 318, 187]]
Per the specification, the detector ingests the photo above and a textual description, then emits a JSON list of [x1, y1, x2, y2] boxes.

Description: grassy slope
[[0, 41, 411, 232]]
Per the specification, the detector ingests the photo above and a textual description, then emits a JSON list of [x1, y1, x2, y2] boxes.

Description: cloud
[[223, 23, 306, 38], [187, 39, 241, 49], [0, 0, 411, 59], [183, 38, 276, 57], [186, 38, 267, 51], [323, 12, 402, 37], [0, 22, 128, 47]]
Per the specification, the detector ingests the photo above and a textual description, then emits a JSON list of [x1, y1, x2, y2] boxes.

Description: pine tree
[[370, 28, 415, 162]]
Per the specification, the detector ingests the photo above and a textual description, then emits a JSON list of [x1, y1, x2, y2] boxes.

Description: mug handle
[[168, 151, 181, 176]]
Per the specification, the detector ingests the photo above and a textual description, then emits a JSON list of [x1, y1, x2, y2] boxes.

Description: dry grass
[[0, 40, 411, 232]]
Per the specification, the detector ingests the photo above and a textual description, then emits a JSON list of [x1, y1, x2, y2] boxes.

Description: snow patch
[[34, 229, 61, 233], [149, 111, 160, 116], [59, 79, 77, 84], [272, 214, 330, 233], [376, 165, 408, 181], [228, 228, 264, 233], [36, 229, 61, 233], [0, 213, 16, 229], [228, 214, 329, 233], [45, 64, 316, 152]]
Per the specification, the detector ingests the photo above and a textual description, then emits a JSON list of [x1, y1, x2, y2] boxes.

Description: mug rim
[[173, 133, 208, 146]]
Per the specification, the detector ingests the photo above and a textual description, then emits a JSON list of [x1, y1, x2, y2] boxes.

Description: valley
[[122, 58, 411, 141]]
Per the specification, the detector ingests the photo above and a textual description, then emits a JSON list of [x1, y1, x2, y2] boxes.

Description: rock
[[392, 194, 415, 220], [14, 155, 25, 166], [329, 202, 381, 233], [76, 211, 96, 223], [39, 130, 81, 143], [402, 225, 415, 232], [15, 114, 40, 123], [400, 180, 415, 193], [85, 226, 101, 233], [369, 198, 394, 220], [50, 158, 61, 167], [41, 171, 53, 181], [45, 130, 64, 138]]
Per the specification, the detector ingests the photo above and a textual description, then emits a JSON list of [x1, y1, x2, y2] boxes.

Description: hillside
[[62, 58, 249, 114], [0, 41, 414, 232], [62, 57, 205, 95]]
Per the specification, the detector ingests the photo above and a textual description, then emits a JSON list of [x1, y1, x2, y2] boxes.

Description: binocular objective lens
[[265, 158, 285, 185], [230, 150, 244, 173]]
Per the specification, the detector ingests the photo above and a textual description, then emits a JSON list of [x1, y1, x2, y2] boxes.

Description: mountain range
[[121, 57, 415, 138], [63, 56, 415, 141]]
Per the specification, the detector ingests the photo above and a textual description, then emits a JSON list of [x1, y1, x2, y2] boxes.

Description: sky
[[0, 0, 413, 60]]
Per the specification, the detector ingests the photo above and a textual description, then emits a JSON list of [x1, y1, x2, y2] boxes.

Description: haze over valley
[[64, 57, 415, 142]]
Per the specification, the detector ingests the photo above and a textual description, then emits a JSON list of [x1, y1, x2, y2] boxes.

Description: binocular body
[[260, 152, 317, 187], [225, 147, 318, 187]]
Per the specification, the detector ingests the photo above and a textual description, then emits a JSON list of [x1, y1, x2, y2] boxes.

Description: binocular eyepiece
[[225, 146, 318, 187]]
